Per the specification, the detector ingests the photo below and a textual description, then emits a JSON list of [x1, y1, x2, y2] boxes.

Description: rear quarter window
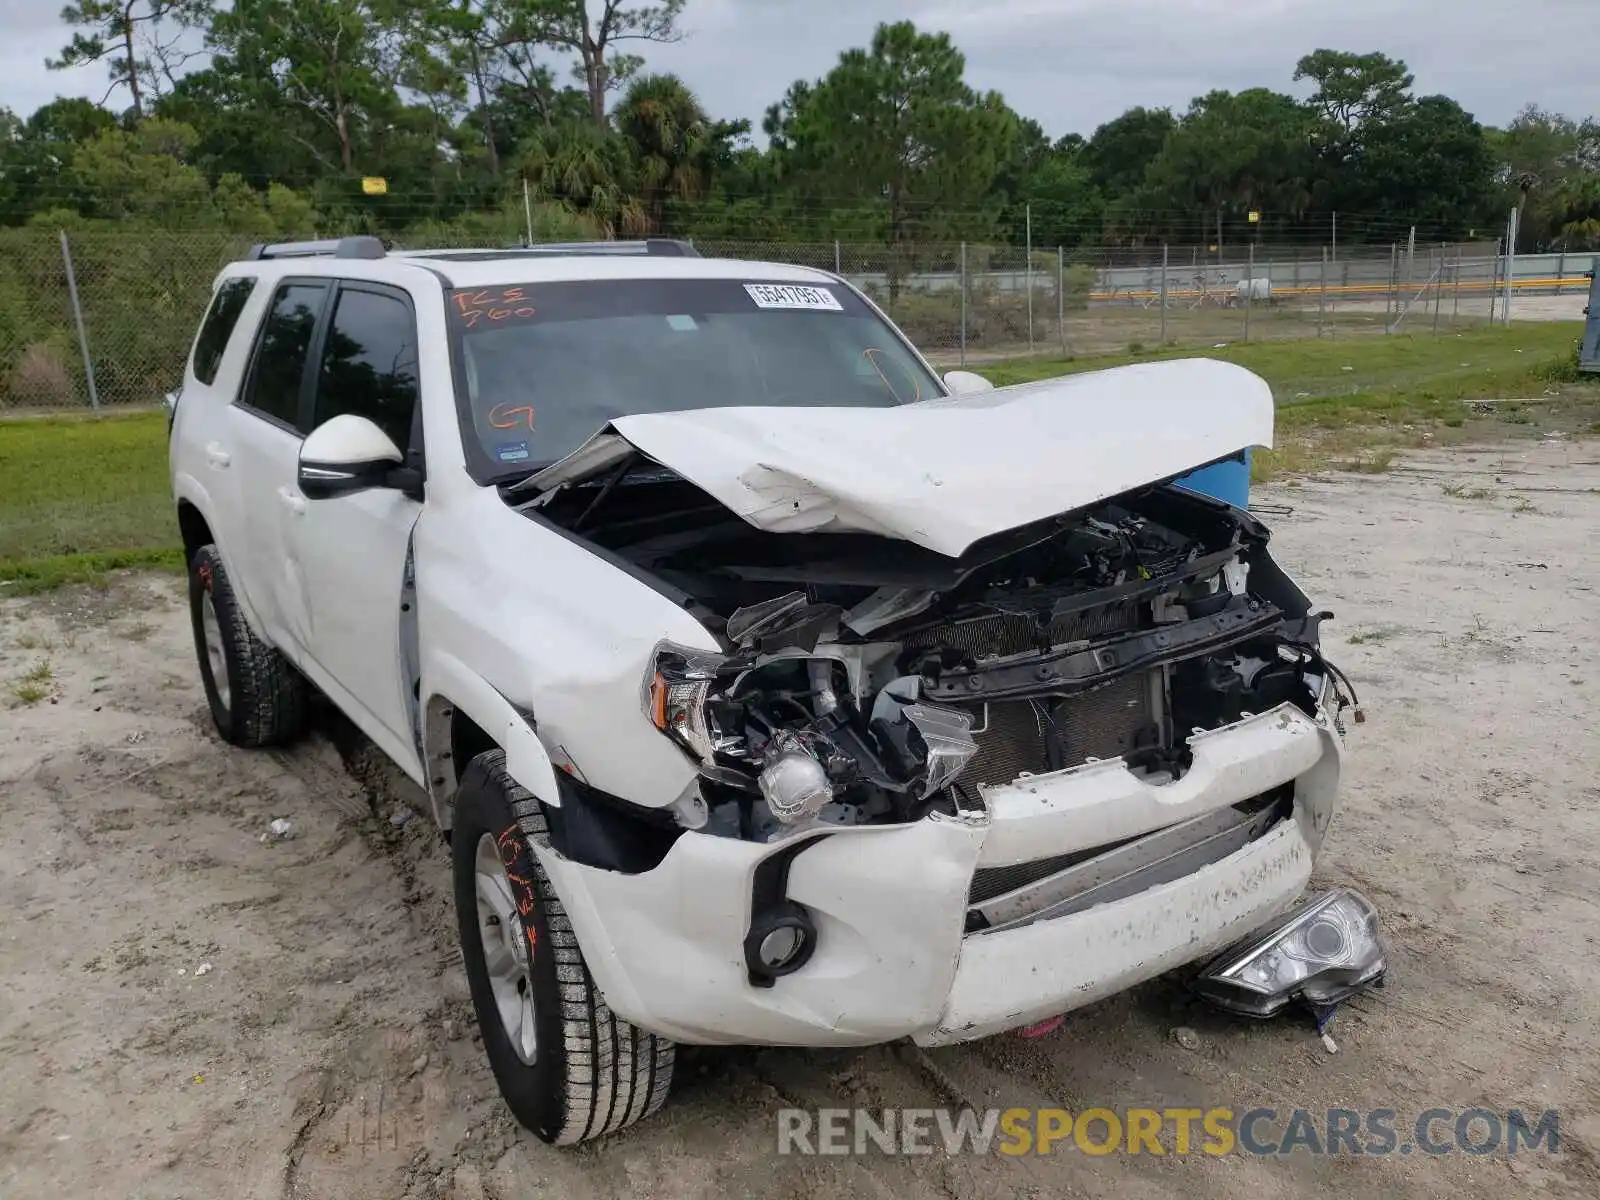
[[192, 275, 258, 385]]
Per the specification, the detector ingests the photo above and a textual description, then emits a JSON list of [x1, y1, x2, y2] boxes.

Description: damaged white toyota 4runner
[[169, 237, 1361, 1145]]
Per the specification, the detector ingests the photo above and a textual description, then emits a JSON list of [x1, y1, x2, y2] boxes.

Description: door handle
[[204, 443, 230, 469], [277, 486, 307, 516]]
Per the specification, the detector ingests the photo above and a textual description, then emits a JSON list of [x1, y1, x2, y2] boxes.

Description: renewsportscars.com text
[[776, 1106, 1561, 1157]]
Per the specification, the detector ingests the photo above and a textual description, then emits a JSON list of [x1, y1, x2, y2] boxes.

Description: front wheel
[[188, 544, 308, 747], [452, 750, 675, 1144]]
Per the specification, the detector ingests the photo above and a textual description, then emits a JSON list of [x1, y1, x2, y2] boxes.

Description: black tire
[[452, 750, 674, 1144], [188, 543, 309, 747]]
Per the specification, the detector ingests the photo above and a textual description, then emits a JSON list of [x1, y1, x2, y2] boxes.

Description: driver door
[[290, 281, 425, 777]]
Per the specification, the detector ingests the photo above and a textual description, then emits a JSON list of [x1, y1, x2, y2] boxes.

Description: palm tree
[[516, 122, 647, 238], [614, 74, 715, 233]]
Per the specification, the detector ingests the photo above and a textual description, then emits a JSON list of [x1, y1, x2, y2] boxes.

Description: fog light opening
[[744, 903, 817, 988]]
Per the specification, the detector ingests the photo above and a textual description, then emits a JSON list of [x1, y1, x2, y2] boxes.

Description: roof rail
[[246, 236, 388, 262], [497, 238, 701, 258]]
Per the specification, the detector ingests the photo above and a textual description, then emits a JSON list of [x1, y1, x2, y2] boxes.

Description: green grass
[[10, 658, 55, 705], [0, 411, 180, 592], [981, 322, 1584, 405]]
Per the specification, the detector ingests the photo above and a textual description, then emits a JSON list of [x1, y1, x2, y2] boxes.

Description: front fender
[[422, 650, 562, 830], [172, 474, 270, 638]]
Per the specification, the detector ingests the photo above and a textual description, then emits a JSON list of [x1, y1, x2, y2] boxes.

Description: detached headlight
[[644, 643, 731, 765], [1194, 887, 1386, 1018]]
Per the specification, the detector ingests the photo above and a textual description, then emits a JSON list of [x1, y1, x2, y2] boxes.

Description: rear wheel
[[452, 750, 675, 1144], [188, 544, 308, 747]]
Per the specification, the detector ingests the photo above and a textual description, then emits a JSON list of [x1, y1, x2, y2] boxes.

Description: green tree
[[995, 121, 1102, 249], [1131, 89, 1314, 244], [50, 1, 215, 116], [767, 20, 1019, 279], [206, 0, 440, 174], [514, 0, 686, 127], [613, 73, 747, 232], [1490, 106, 1600, 248], [1294, 49, 1413, 149], [0, 99, 119, 223], [67, 117, 213, 222], [1079, 107, 1174, 197], [514, 121, 646, 236], [1294, 49, 1415, 215], [1355, 96, 1495, 239]]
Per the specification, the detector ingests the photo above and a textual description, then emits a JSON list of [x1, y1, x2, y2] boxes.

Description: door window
[[242, 282, 328, 432], [192, 276, 257, 385], [312, 286, 421, 454]]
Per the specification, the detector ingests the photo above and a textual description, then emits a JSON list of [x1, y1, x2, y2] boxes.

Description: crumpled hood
[[521, 358, 1274, 558]]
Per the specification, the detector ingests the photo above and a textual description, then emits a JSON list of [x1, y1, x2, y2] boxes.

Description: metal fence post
[[1244, 243, 1253, 341], [1452, 254, 1461, 326], [959, 241, 968, 368], [1025, 206, 1035, 355], [1432, 245, 1443, 334], [1318, 246, 1327, 339], [1057, 246, 1066, 356], [1386, 243, 1398, 329], [1159, 243, 1169, 346], [1488, 246, 1499, 325], [59, 230, 101, 412], [834, 240, 841, 275], [1502, 206, 1518, 327]]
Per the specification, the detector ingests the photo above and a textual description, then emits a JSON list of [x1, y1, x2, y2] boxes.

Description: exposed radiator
[[916, 594, 1161, 790], [962, 672, 1159, 789]]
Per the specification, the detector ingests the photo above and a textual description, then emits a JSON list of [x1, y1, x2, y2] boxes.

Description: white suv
[[169, 237, 1359, 1144]]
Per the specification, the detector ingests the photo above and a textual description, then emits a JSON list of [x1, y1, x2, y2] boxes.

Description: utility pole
[[1502, 206, 1519, 326]]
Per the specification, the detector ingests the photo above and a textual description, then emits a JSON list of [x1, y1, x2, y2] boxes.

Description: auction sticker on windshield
[[744, 283, 843, 311]]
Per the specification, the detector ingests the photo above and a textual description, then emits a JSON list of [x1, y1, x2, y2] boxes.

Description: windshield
[[445, 277, 941, 482]]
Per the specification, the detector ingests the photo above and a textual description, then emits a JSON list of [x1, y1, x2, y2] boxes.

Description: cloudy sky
[[2, 0, 1593, 137]]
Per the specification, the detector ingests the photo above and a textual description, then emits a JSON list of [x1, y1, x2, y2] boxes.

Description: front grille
[[961, 672, 1158, 789], [968, 835, 1142, 905], [967, 787, 1294, 914]]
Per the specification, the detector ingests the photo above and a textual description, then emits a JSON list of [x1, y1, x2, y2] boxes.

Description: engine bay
[[528, 461, 1348, 843]]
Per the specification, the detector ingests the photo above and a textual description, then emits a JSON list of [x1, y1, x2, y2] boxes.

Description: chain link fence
[[0, 229, 256, 410], [1, 228, 1590, 411]]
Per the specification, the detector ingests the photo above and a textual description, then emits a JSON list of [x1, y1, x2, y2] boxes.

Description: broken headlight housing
[[644, 643, 735, 766], [642, 641, 980, 833], [1194, 887, 1386, 1018]]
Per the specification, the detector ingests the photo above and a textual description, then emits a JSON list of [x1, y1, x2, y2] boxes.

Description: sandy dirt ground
[[2, 438, 1598, 1199]]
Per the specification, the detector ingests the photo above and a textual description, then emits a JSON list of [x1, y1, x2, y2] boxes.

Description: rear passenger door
[[290, 281, 425, 776], [228, 279, 329, 658]]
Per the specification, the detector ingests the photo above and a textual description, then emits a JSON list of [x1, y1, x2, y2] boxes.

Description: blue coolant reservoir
[[1172, 449, 1252, 510]]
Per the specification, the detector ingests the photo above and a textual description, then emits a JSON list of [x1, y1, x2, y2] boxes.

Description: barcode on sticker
[[744, 283, 843, 311]]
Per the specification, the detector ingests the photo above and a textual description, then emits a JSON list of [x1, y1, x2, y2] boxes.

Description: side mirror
[[943, 370, 995, 396], [299, 415, 414, 501]]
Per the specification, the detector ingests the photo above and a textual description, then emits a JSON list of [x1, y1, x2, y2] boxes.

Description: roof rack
[[497, 238, 700, 258], [246, 236, 388, 261]]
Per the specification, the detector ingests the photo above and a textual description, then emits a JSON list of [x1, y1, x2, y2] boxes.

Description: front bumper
[[531, 701, 1342, 1047]]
